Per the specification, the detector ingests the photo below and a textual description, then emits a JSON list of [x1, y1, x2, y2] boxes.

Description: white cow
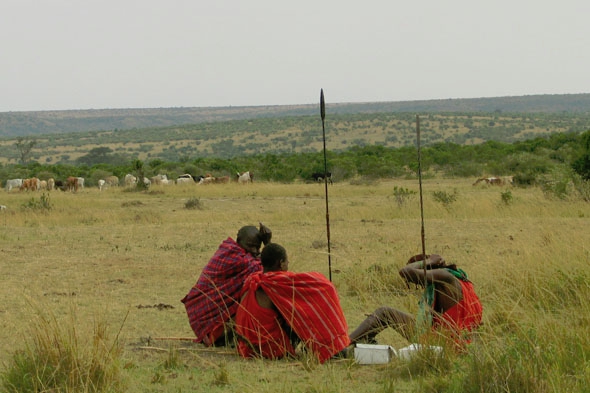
[[0, 205, 6, 211], [77, 177, 85, 189], [105, 176, 119, 187], [150, 174, 171, 186], [124, 174, 137, 187], [176, 174, 194, 185], [98, 179, 106, 191], [5, 178, 23, 192], [237, 171, 252, 184]]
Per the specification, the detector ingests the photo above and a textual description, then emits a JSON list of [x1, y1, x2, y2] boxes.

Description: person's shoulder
[[431, 267, 459, 283]]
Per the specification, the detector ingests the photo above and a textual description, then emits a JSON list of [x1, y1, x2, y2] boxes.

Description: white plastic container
[[397, 343, 443, 360], [354, 343, 397, 364]]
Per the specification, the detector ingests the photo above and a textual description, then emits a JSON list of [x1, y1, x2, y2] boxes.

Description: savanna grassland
[[1, 179, 589, 392]]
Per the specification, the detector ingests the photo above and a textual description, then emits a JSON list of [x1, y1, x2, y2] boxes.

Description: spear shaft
[[416, 115, 427, 281], [320, 89, 332, 281]]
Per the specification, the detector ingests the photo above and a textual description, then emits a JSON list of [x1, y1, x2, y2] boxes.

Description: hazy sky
[[2, 1, 589, 112]]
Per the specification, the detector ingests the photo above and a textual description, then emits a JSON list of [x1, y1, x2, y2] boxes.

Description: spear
[[416, 115, 427, 282], [320, 89, 332, 281]]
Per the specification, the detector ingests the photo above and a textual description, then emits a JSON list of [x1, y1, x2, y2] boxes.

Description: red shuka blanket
[[235, 282, 296, 360], [236, 271, 350, 363], [432, 279, 483, 347]]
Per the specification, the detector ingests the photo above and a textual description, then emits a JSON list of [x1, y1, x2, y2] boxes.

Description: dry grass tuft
[[2, 301, 125, 393]]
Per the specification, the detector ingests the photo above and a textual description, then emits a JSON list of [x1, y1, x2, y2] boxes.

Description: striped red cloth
[[181, 237, 262, 345], [236, 271, 350, 363]]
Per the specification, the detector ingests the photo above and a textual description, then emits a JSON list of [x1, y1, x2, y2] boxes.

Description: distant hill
[[1, 93, 590, 138]]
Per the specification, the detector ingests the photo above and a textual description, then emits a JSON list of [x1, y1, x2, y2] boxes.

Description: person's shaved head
[[236, 225, 263, 257]]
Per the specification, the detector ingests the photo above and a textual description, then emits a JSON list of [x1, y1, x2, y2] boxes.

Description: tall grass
[[1, 179, 588, 392], [2, 302, 125, 393]]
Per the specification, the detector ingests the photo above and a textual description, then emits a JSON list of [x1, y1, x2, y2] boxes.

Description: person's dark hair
[[261, 243, 287, 270], [236, 226, 261, 247]]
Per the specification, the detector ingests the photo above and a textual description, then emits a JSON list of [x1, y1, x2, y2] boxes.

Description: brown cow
[[214, 176, 230, 184], [66, 176, 79, 192], [20, 177, 40, 191]]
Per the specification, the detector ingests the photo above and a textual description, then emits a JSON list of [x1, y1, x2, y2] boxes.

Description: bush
[[500, 190, 513, 205], [391, 186, 417, 207], [432, 189, 458, 209], [20, 193, 52, 211], [185, 197, 204, 210]]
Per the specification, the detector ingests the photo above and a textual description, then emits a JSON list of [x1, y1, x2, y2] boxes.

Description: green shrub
[[432, 189, 458, 209], [391, 186, 417, 207], [500, 190, 513, 205], [20, 193, 52, 211]]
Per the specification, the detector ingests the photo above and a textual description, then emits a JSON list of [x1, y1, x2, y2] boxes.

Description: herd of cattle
[[472, 176, 514, 186], [3, 171, 254, 192], [2, 172, 516, 193]]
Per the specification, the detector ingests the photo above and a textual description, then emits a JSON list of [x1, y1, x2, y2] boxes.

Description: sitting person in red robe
[[349, 254, 482, 351], [235, 243, 350, 363], [181, 223, 272, 347]]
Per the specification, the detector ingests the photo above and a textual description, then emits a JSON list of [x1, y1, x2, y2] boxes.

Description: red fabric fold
[[237, 271, 350, 363], [235, 274, 296, 360]]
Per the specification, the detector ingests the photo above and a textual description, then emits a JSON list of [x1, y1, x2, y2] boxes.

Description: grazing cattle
[[473, 176, 507, 186], [214, 175, 230, 184], [66, 176, 79, 192], [198, 174, 215, 185], [237, 171, 253, 184], [151, 174, 171, 186], [47, 178, 55, 191], [472, 178, 490, 186], [5, 178, 23, 192], [0, 205, 6, 211], [124, 174, 137, 187], [77, 177, 85, 189], [20, 177, 40, 192], [39, 180, 48, 191], [98, 179, 106, 191], [176, 174, 195, 184], [105, 176, 119, 187], [19, 178, 30, 191], [32, 177, 40, 190], [143, 177, 151, 187], [54, 180, 65, 191], [312, 172, 333, 184]]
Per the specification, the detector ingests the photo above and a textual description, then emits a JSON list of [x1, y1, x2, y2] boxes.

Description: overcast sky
[[1, 1, 589, 112]]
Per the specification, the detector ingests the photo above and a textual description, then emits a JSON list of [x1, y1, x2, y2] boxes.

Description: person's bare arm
[[255, 288, 275, 309], [399, 255, 455, 286], [399, 255, 463, 312]]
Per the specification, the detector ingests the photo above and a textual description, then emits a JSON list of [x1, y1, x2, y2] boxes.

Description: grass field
[[1, 179, 588, 392]]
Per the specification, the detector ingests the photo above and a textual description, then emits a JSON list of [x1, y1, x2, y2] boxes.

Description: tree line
[[2, 131, 590, 197]]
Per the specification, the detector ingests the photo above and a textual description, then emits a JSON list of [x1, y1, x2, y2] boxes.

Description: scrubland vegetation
[[1, 178, 588, 392], [1, 103, 589, 391]]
